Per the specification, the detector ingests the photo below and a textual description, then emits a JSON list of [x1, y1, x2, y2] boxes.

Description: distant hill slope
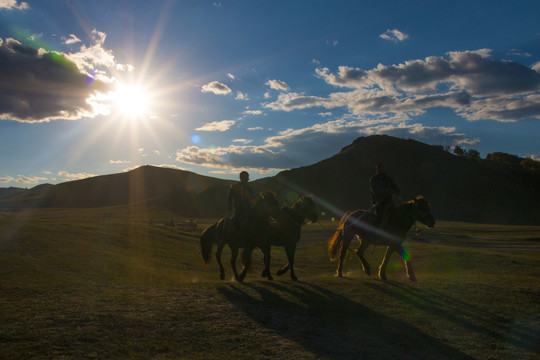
[[259, 135, 540, 225], [0, 166, 235, 217], [1, 136, 538, 224], [0, 187, 26, 199]]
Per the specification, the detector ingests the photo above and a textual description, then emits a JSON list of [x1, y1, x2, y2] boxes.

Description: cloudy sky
[[1, 0, 539, 186]]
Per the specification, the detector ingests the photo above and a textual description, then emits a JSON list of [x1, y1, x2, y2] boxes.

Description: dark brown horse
[[240, 195, 318, 281], [328, 196, 435, 281], [200, 192, 281, 281]]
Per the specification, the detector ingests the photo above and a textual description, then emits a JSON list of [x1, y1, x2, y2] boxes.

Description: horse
[[200, 191, 281, 281], [328, 196, 435, 281], [240, 195, 319, 281]]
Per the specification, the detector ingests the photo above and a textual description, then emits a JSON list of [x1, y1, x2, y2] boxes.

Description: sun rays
[[111, 83, 152, 120]]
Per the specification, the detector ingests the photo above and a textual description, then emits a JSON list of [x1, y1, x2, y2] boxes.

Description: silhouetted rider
[[227, 171, 256, 234], [370, 162, 400, 227]]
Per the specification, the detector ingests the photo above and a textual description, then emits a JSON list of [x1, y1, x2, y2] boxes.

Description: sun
[[111, 83, 152, 119]]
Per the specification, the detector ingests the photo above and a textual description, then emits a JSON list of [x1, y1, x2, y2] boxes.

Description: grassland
[[1, 207, 539, 359]]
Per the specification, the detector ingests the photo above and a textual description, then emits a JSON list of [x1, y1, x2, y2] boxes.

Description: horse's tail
[[328, 212, 351, 261], [200, 222, 217, 264]]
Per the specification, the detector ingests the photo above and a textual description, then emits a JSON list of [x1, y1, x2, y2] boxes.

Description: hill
[[0, 166, 234, 217], [0, 187, 26, 199], [259, 135, 540, 224], [1, 135, 539, 224]]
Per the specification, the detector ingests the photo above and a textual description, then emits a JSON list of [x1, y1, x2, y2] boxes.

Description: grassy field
[[0, 207, 539, 359]]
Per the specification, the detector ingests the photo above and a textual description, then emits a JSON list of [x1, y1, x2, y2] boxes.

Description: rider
[[370, 162, 400, 228], [227, 171, 256, 235]]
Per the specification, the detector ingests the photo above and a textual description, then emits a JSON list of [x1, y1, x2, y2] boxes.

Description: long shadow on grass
[[364, 281, 539, 355], [218, 282, 473, 360]]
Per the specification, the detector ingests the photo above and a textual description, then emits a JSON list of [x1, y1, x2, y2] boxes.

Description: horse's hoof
[[268, 275, 274, 281], [276, 269, 286, 276], [291, 276, 298, 281]]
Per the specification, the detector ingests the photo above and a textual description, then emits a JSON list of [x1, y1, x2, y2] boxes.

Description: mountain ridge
[[1, 135, 538, 224]]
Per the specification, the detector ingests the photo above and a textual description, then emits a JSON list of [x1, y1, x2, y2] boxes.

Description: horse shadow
[[363, 281, 539, 355], [217, 282, 474, 359]]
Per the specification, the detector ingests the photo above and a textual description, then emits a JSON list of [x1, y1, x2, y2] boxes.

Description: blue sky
[[1, 0, 539, 187]]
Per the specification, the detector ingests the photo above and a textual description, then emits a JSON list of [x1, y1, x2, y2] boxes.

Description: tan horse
[[328, 196, 435, 281]]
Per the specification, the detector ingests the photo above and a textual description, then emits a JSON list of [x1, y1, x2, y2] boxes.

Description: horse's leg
[[336, 229, 353, 278], [215, 243, 225, 280], [378, 246, 394, 280], [284, 245, 297, 281], [395, 245, 416, 281], [355, 239, 371, 276], [276, 264, 289, 276], [239, 247, 253, 282], [230, 246, 240, 281], [260, 245, 274, 281]]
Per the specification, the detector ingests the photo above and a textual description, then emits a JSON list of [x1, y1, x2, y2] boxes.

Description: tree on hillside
[[464, 149, 481, 162], [453, 145, 464, 157], [521, 157, 540, 175], [486, 152, 522, 167]]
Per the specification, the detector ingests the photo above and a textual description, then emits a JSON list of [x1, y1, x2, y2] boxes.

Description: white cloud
[[0, 176, 15, 183], [196, 120, 235, 132], [63, 34, 81, 45], [116, 63, 134, 72], [533, 61, 540, 72], [176, 115, 477, 173], [138, 148, 148, 157], [507, 49, 531, 57], [176, 144, 292, 172], [271, 51, 540, 123], [201, 81, 232, 95], [57, 171, 95, 181], [110, 160, 131, 164], [266, 79, 290, 91], [379, 29, 409, 42], [233, 139, 253, 144], [0, 36, 114, 122], [236, 91, 248, 100], [14, 175, 47, 184], [0, 0, 29, 10], [66, 29, 118, 72], [227, 73, 235, 80], [243, 110, 263, 116], [156, 164, 185, 170]]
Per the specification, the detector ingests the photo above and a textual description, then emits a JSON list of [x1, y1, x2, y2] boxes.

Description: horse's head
[[412, 196, 435, 228], [293, 195, 319, 223], [255, 191, 282, 218]]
